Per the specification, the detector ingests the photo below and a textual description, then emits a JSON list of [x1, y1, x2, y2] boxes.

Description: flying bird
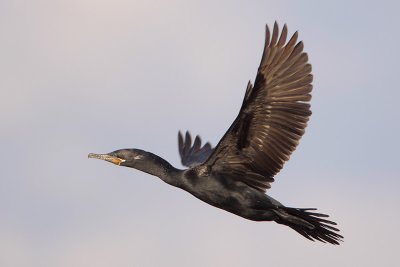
[[89, 22, 343, 244]]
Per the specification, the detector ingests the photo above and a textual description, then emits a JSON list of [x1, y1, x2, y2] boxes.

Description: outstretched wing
[[178, 131, 213, 167], [204, 22, 312, 192]]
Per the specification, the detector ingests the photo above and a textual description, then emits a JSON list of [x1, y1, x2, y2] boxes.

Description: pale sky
[[1, 0, 399, 266]]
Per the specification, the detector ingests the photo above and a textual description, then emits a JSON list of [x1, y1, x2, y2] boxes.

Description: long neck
[[130, 151, 183, 187]]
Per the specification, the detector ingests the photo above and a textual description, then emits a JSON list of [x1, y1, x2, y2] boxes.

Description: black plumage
[[178, 131, 213, 168], [89, 22, 343, 245]]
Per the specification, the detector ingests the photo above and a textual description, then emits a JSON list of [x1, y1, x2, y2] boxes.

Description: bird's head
[[88, 149, 146, 167]]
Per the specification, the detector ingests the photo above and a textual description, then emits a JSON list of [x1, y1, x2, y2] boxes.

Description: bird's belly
[[191, 191, 244, 214], [184, 177, 265, 215]]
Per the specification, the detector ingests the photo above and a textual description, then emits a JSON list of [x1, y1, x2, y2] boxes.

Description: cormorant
[[89, 22, 343, 244]]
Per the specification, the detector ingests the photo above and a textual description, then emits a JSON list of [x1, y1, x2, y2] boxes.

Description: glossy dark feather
[[178, 131, 213, 167], [204, 22, 312, 192]]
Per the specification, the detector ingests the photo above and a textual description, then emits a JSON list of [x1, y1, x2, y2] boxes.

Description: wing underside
[[203, 22, 313, 192]]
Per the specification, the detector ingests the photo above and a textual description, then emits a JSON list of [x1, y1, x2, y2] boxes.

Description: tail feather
[[275, 207, 343, 245]]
